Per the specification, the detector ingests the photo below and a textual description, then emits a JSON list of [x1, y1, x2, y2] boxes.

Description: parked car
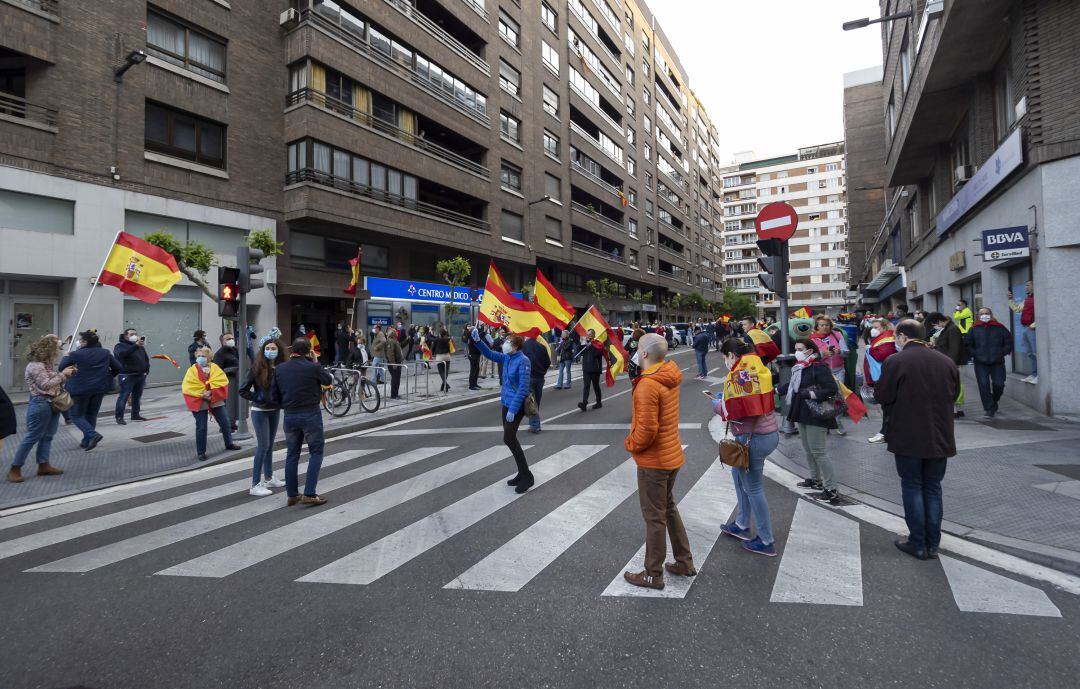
[[669, 323, 691, 346]]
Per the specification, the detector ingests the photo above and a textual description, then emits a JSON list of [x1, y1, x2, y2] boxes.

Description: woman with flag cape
[[864, 318, 898, 444]]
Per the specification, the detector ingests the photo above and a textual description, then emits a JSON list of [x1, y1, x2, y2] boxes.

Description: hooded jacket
[[963, 320, 1013, 365], [625, 360, 684, 470], [113, 334, 150, 375], [475, 337, 531, 414]]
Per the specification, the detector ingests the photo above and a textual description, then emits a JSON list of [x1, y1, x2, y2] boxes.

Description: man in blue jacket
[[963, 307, 1013, 419], [113, 328, 150, 425], [692, 326, 711, 379], [59, 330, 121, 451], [271, 337, 333, 506]]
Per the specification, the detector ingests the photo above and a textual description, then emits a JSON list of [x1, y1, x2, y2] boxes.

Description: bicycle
[[322, 366, 380, 416]]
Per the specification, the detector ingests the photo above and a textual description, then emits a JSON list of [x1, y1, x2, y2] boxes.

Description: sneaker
[[811, 488, 840, 503], [84, 433, 103, 451], [265, 475, 286, 488], [592, 402, 603, 410], [1028, 376, 1038, 385], [741, 537, 777, 557], [954, 410, 965, 419], [249, 484, 272, 497], [623, 570, 665, 590], [664, 561, 698, 577], [868, 433, 886, 444], [1021, 375, 1035, 384], [835, 427, 847, 436], [578, 402, 587, 412], [720, 521, 752, 541], [796, 478, 823, 490], [225, 444, 243, 451]]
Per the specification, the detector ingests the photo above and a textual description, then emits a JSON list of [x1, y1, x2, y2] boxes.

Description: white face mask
[[795, 350, 812, 363], [979, 314, 991, 323], [501, 341, 512, 354], [630, 352, 639, 367], [128, 335, 139, 343], [870, 328, 881, 338], [224, 340, 235, 348]]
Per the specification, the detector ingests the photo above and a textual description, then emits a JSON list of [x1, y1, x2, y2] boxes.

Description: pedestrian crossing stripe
[[770, 499, 863, 606]]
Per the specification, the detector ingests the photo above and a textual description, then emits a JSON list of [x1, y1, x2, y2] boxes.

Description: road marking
[[367, 423, 701, 437], [446, 456, 642, 592], [27, 446, 447, 573], [1033, 480, 1080, 501], [297, 445, 607, 586], [0, 450, 377, 561], [602, 458, 736, 598], [543, 387, 634, 422], [770, 499, 863, 606], [940, 555, 1061, 617], [156, 446, 504, 578]]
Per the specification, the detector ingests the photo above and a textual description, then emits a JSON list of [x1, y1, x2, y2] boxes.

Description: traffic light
[[756, 238, 789, 299], [218, 266, 240, 318], [238, 246, 265, 293]]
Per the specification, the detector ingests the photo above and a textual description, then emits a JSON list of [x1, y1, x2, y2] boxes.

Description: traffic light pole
[[778, 243, 791, 356], [234, 288, 250, 441]]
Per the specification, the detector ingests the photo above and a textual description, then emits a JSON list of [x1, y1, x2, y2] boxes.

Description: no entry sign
[[755, 202, 799, 242]]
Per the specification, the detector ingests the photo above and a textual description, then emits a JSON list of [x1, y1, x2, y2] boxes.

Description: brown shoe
[[287, 495, 302, 506], [664, 561, 697, 577], [300, 494, 328, 506], [36, 463, 64, 477], [623, 570, 664, 590], [7, 466, 23, 483]]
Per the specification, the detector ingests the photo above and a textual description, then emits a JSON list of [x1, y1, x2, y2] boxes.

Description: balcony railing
[[572, 241, 626, 264], [383, 0, 489, 75], [569, 120, 623, 169], [569, 79, 624, 141], [0, 91, 58, 129], [286, 168, 489, 232], [286, 88, 487, 177], [7, 0, 57, 15], [658, 216, 686, 238], [659, 244, 685, 261], [571, 200, 625, 233], [459, 0, 487, 21], [570, 159, 621, 198]]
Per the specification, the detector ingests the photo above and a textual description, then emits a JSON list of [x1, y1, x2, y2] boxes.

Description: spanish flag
[[151, 353, 181, 369], [717, 354, 775, 420], [838, 380, 867, 424], [573, 305, 629, 386], [479, 271, 550, 339], [306, 330, 321, 358], [487, 260, 510, 293], [747, 328, 781, 364], [98, 232, 181, 304], [793, 306, 812, 319], [534, 268, 575, 329], [344, 251, 361, 295]]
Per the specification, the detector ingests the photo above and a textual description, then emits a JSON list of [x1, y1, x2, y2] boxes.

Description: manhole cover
[[974, 419, 1054, 431], [132, 431, 186, 443], [1036, 464, 1080, 480]]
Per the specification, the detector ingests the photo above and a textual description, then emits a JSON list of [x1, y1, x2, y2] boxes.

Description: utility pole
[[234, 246, 265, 440]]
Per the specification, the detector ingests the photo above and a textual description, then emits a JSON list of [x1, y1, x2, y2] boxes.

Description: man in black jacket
[[113, 328, 150, 424], [523, 336, 551, 433], [465, 324, 483, 390], [213, 332, 240, 431], [963, 307, 1013, 419], [272, 337, 333, 506], [874, 319, 959, 561], [576, 329, 606, 412], [928, 312, 968, 419]]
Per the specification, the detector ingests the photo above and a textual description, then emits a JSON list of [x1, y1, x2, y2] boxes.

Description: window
[[628, 248, 638, 268], [287, 138, 418, 203], [825, 162, 839, 172], [642, 87, 650, 106], [643, 114, 651, 132], [501, 210, 524, 240], [908, 194, 921, 242], [500, 161, 522, 191], [499, 11, 520, 48], [887, 92, 897, 138], [627, 157, 635, 175], [626, 97, 634, 117], [625, 65, 634, 86], [805, 166, 817, 175], [542, 41, 559, 73], [499, 60, 520, 97], [643, 142, 651, 160], [624, 32, 635, 56], [541, 2, 557, 33], [0, 189, 74, 235], [900, 30, 911, 92], [994, 47, 1017, 139], [543, 129, 559, 157], [500, 111, 520, 143], [545, 173, 561, 201], [626, 126, 635, 145], [628, 218, 638, 238], [147, 10, 226, 83], [628, 188, 637, 206], [647, 256, 654, 273], [644, 171, 653, 189], [645, 199, 654, 218], [145, 102, 226, 168], [542, 85, 559, 117], [545, 215, 562, 241]]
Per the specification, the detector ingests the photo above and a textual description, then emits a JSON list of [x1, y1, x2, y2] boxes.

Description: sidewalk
[[769, 364, 1080, 569], [0, 355, 511, 510]]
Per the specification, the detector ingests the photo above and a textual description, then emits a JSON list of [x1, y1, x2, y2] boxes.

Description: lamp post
[[114, 50, 147, 83], [842, 11, 913, 31]]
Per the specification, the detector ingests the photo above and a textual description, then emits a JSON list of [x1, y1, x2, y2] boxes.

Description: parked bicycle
[[321, 365, 381, 417]]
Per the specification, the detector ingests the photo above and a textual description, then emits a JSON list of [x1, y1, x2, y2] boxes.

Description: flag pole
[[66, 230, 122, 353], [350, 247, 362, 333]]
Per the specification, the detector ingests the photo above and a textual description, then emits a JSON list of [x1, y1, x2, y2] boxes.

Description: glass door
[[8, 299, 58, 391]]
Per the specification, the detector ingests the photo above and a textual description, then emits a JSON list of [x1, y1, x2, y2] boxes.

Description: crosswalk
[[1, 441, 1069, 618]]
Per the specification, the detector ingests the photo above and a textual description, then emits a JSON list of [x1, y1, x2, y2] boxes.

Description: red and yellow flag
[[534, 268, 575, 330], [98, 232, 181, 304], [306, 330, 321, 357], [838, 380, 867, 424], [479, 264, 549, 338], [487, 260, 510, 293], [747, 328, 780, 364], [151, 353, 180, 369], [574, 305, 629, 387], [793, 307, 812, 319], [718, 354, 775, 420], [344, 251, 361, 295]]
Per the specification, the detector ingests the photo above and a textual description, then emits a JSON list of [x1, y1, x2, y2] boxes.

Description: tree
[[144, 229, 281, 300], [684, 292, 707, 319], [247, 229, 284, 260], [720, 288, 756, 319], [585, 277, 620, 311], [662, 293, 684, 321], [436, 255, 472, 331], [628, 288, 653, 304]]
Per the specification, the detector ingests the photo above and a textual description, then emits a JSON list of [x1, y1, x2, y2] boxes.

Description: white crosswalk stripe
[[940, 554, 1061, 617], [602, 459, 737, 598], [27, 446, 446, 573], [297, 445, 606, 586], [770, 499, 863, 606], [0, 449, 377, 561]]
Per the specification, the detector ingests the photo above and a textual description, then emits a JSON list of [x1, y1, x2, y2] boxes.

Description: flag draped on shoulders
[[864, 331, 897, 384], [747, 328, 781, 364], [533, 268, 575, 329], [182, 363, 229, 412], [574, 305, 629, 387], [478, 263, 549, 338], [98, 232, 181, 304], [718, 354, 775, 420]]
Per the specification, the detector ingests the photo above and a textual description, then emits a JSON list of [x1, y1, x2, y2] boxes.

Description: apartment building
[[850, 0, 1080, 417], [720, 143, 849, 315], [0, 0, 730, 392]]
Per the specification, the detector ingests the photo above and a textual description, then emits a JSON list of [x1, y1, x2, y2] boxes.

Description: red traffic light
[[219, 283, 239, 301]]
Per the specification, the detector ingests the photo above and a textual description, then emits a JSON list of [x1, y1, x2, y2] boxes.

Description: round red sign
[[755, 202, 799, 242]]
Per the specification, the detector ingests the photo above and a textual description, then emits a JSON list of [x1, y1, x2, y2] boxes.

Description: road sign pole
[[234, 247, 251, 441]]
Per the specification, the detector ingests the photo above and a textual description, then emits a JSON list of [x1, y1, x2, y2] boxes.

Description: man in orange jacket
[[623, 333, 695, 590]]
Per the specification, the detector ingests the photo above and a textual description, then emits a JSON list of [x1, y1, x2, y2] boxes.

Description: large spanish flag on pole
[[573, 305, 629, 386], [478, 263, 549, 338], [344, 248, 362, 295], [487, 259, 510, 293], [98, 232, 181, 304], [533, 268, 575, 329]]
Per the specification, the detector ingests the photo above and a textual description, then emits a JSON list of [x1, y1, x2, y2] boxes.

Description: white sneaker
[[1027, 376, 1038, 385], [265, 475, 286, 488], [249, 484, 273, 497], [868, 433, 886, 444], [1021, 375, 1034, 384]]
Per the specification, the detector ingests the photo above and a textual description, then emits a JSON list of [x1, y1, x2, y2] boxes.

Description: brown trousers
[[637, 466, 693, 577]]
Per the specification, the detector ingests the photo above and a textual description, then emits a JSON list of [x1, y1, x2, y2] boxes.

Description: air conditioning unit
[[954, 165, 975, 186], [279, 8, 300, 30]]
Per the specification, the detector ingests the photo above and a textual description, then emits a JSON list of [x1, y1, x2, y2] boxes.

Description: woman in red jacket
[[865, 318, 898, 444]]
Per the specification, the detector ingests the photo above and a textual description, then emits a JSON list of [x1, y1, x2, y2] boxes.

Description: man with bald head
[[623, 333, 695, 590]]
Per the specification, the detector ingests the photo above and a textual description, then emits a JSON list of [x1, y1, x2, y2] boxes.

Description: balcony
[[382, 0, 488, 76], [569, 118, 623, 169], [458, 0, 487, 20], [659, 244, 685, 262], [572, 240, 626, 265], [286, 88, 487, 178], [0, 90, 57, 132], [571, 200, 624, 234]]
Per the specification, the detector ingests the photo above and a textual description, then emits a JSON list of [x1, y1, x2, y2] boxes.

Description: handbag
[[719, 423, 751, 470], [805, 391, 846, 421], [50, 389, 73, 413], [523, 393, 538, 417]]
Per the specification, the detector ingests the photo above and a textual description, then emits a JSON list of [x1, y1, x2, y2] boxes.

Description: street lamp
[[842, 11, 912, 31], [114, 50, 147, 83], [528, 195, 553, 207]]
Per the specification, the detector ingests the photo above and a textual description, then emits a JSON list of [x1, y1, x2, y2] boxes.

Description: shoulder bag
[[804, 382, 846, 421], [719, 422, 751, 470], [50, 388, 73, 413], [523, 393, 538, 417]]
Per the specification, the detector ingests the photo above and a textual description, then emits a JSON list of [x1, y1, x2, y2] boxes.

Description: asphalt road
[[1, 348, 1077, 689]]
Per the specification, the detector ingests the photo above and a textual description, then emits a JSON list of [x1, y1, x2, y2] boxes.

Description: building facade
[[852, 0, 1080, 418], [0, 0, 731, 392], [720, 143, 849, 315], [842, 65, 887, 293]]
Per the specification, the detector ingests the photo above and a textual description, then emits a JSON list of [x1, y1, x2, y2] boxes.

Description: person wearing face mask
[[963, 308, 1013, 419], [188, 329, 209, 365], [864, 319, 898, 444], [575, 329, 606, 412], [432, 328, 452, 392], [779, 339, 845, 505], [555, 329, 576, 389], [926, 312, 968, 419], [1008, 280, 1037, 384], [810, 315, 850, 436], [874, 320, 959, 560], [59, 330, 122, 452], [240, 337, 287, 496], [471, 327, 534, 492], [113, 328, 150, 425], [183, 345, 241, 462], [952, 300, 974, 334], [213, 332, 241, 432], [626, 327, 646, 381]]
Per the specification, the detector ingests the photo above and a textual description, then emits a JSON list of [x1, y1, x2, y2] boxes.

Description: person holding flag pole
[[470, 326, 534, 493]]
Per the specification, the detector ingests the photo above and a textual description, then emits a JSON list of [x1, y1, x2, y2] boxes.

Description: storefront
[[360, 277, 478, 337]]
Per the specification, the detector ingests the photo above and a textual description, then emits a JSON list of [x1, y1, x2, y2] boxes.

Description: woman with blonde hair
[[8, 335, 74, 483], [183, 345, 241, 461]]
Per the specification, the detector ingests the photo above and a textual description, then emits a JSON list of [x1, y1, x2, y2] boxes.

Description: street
[[2, 349, 1077, 689]]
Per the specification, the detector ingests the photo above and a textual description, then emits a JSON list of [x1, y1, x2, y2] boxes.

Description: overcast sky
[[650, 0, 885, 164]]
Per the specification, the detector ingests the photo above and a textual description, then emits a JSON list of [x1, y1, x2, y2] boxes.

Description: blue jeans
[[556, 360, 573, 388], [695, 350, 708, 377], [114, 373, 146, 419], [1022, 327, 1037, 376], [250, 408, 281, 485], [70, 393, 105, 444], [371, 356, 385, 383], [284, 409, 325, 497], [528, 375, 544, 431], [730, 430, 779, 545], [192, 405, 234, 456], [11, 396, 60, 467], [894, 455, 947, 550]]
